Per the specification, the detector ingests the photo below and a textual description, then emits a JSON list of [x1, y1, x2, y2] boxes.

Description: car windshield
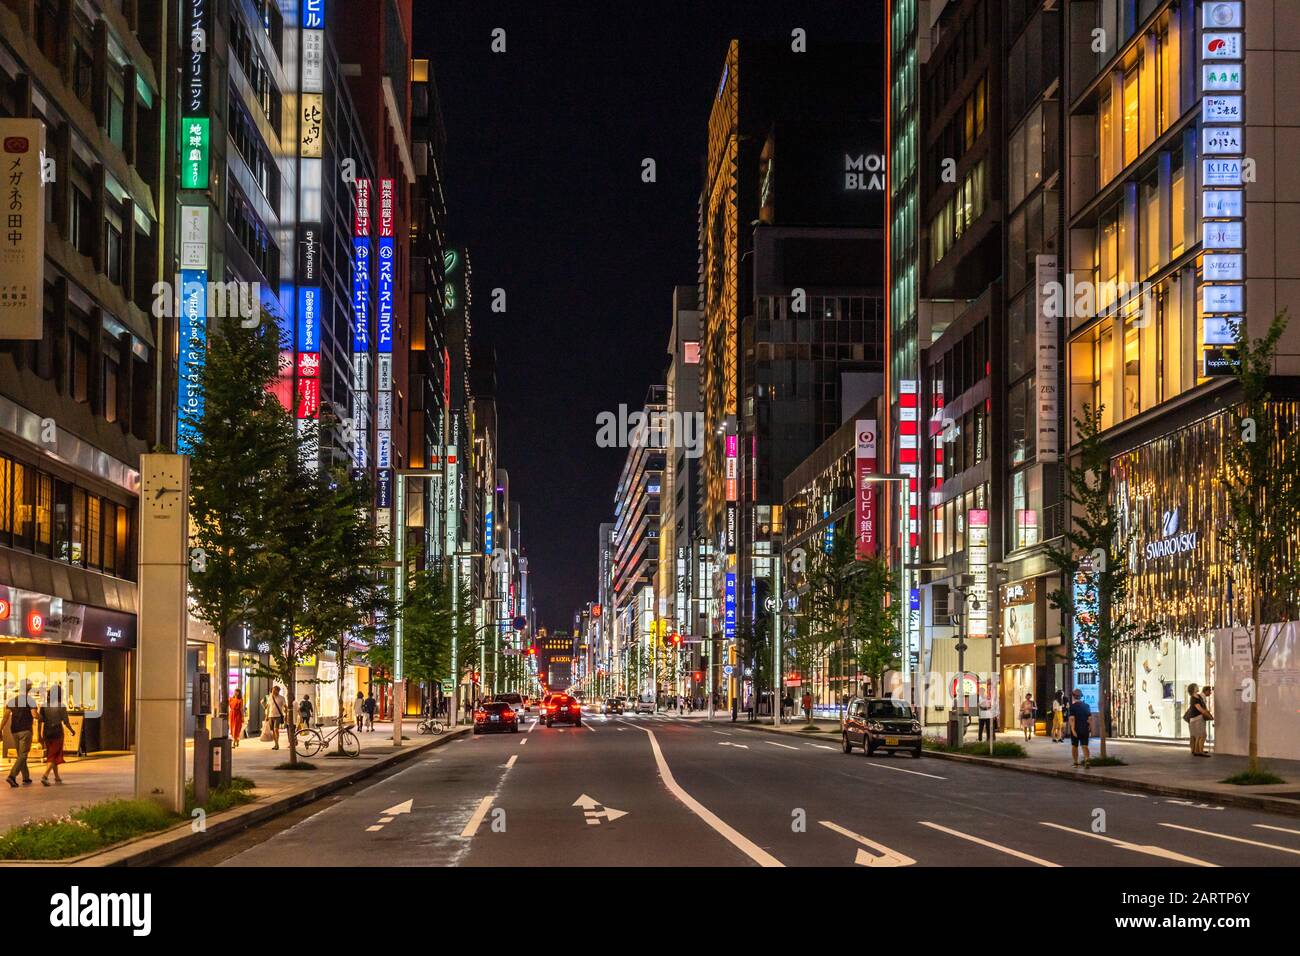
[[867, 700, 916, 719], [482, 702, 511, 713]]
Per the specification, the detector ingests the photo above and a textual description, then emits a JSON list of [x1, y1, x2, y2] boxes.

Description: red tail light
[[503, 710, 515, 720], [569, 704, 580, 711]]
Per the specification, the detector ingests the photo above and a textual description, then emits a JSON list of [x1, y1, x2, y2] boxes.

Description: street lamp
[[859, 473, 913, 703], [391, 468, 442, 747]]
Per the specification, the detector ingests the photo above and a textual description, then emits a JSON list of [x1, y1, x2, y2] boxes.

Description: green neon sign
[[181, 116, 209, 190]]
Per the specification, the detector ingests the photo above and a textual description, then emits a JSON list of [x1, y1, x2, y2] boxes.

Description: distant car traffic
[[494, 692, 524, 720], [633, 698, 654, 715], [544, 693, 583, 727], [602, 697, 623, 715], [473, 701, 519, 734], [842, 697, 922, 757]]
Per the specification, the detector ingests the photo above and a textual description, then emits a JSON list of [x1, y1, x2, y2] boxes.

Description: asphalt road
[[173, 712, 1300, 867]]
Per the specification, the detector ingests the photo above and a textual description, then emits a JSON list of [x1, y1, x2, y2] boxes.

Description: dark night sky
[[415, 2, 874, 629]]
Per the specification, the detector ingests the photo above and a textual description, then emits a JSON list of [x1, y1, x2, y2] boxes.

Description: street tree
[[847, 555, 902, 697], [1222, 311, 1300, 776], [185, 312, 296, 739], [1046, 404, 1157, 761]]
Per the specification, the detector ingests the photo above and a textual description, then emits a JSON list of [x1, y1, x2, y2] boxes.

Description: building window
[[103, 353, 120, 424], [1008, 104, 1044, 211], [70, 186, 94, 258], [104, 217, 124, 286], [69, 320, 91, 404]]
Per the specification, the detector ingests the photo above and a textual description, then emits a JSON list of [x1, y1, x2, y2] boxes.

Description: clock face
[[144, 469, 183, 514]]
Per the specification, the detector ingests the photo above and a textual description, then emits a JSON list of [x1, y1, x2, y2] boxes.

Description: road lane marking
[[584, 723, 597, 732], [1102, 789, 1147, 798], [807, 744, 837, 751], [574, 793, 628, 824], [862, 761, 945, 780], [1255, 824, 1300, 838], [365, 825, 383, 832], [713, 731, 732, 736], [528, 718, 539, 734], [1039, 821, 1218, 866], [718, 741, 749, 749], [501, 754, 518, 769], [519, 738, 527, 745], [1160, 822, 1300, 857], [766, 741, 799, 750], [918, 821, 1060, 866], [632, 725, 783, 867], [819, 820, 915, 867], [459, 796, 494, 838]]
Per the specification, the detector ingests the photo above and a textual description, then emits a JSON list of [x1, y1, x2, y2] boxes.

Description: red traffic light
[[670, 633, 682, 646]]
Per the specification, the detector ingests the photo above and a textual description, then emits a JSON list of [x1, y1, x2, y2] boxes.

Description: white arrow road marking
[[820, 820, 915, 867], [631, 724, 784, 867], [919, 821, 1061, 866], [718, 741, 749, 749], [460, 795, 495, 838], [807, 744, 837, 751], [573, 793, 628, 825], [366, 798, 413, 832], [1163, 799, 1223, 810], [1039, 821, 1218, 866], [1255, 824, 1300, 838], [766, 741, 799, 750], [1160, 822, 1300, 857]]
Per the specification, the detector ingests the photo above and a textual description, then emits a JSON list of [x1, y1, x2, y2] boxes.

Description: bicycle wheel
[[339, 729, 361, 757], [293, 729, 321, 758], [429, 719, 445, 735]]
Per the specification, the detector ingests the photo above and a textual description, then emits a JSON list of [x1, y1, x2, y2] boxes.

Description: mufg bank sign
[[844, 154, 886, 191]]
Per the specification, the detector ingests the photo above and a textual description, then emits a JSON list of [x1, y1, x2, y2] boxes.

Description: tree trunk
[[1099, 659, 1110, 761], [286, 648, 298, 766], [336, 636, 347, 755], [1249, 596, 1263, 774]]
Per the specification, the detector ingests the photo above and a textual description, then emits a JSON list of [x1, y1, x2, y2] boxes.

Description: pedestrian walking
[[354, 691, 366, 729], [977, 692, 993, 741], [1019, 693, 1037, 741], [38, 684, 75, 786], [267, 685, 287, 750], [364, 691, 378, 731], [1185, 683, 1212, 757], [1050, 690, 1065, 742], [298, 694, 315, 731], [801, 691, 813, 722], [1067, 688, 1092, 767], [3, 679, 36, 787], [229, 688, 244, 747]]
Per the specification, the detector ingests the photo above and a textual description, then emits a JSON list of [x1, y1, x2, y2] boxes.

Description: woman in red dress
[[39, 684, 75, 786], [229, 688, 245, 747]]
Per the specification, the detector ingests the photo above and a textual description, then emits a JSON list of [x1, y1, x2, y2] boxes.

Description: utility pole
[[772, 552, 782, 725]]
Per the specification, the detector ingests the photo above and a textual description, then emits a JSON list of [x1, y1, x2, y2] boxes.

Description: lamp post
[[391, 468, 442, 747], [859, 473, 913, 701]]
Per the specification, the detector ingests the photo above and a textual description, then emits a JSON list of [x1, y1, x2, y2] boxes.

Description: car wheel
[[575, 718, 582, 727], [842, 733, 852, 754], [473, 728, 481, 735], [911, 746, 922, 758], [546, 719, 552, 727], [865, 740, 877, 756]]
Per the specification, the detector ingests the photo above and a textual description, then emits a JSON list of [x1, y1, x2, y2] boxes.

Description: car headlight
[[911, 721, 921, 733], [868, 721, 883, 732]]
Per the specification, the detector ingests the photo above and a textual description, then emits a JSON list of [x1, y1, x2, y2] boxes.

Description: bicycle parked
[[416, 715, 445, 735], [293, 720, 361, 757]]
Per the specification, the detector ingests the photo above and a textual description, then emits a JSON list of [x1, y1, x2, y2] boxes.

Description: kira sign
[[853, 419, 877, 559]]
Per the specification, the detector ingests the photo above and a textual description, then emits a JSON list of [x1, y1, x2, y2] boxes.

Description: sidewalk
[[0, 719, 461, 836], [693, 712, 1300, 815]]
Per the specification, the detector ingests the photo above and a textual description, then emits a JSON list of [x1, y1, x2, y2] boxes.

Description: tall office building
[[698, 39, 885, 706], [0, 0, 170, 752]]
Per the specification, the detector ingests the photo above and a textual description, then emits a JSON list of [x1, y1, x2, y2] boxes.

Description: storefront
[[1105, 406, 1282, 740], [0, 585, 135, 754]]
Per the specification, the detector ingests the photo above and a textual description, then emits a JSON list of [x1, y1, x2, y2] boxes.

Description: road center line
[[919, 821, 1061, 866], [1039, 821, 1218, 866], [766, 741, 799, 750], [528, 718, 539, 734], [1160, 822, 1300, 857], [630, 724, 783, 867], [519, 738, 527, 745], [502, 754, 518, 769], [459, 795, 494, 838]]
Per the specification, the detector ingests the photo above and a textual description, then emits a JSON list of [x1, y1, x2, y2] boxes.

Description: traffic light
[[670, 633, 682, 647], [693, 671, 702, 682]]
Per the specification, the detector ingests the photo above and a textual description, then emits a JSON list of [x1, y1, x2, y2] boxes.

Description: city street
[[173, 713, 1300, 868]]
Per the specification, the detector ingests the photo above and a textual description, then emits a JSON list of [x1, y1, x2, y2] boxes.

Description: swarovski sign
[[1144, 508, 1198, 562]]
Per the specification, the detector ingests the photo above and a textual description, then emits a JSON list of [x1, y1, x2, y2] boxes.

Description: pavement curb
[[713, 719, 1300, 817], [3, 726, 470, 868]]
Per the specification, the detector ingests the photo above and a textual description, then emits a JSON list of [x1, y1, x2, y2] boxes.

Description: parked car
[[842, 697, 922, 757]]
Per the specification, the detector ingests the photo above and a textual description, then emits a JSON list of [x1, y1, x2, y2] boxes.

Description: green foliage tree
[[847, 555, 902, 697], [185, 312, 296, 731], [1046, 404, 1157, 760], [1222, 311, 1300, 774]]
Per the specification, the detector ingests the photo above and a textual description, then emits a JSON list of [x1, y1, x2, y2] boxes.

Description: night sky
[[416, 1, 874, 629]]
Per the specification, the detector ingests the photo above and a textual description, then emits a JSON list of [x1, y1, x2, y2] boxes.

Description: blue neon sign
[[351, 237, 370, 351], [377, 236, 394, 353], [724, 573, 737, 639], [301, 0, 325, 29], [177, 269, 207, 452], [296, 286, 320, 353]]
